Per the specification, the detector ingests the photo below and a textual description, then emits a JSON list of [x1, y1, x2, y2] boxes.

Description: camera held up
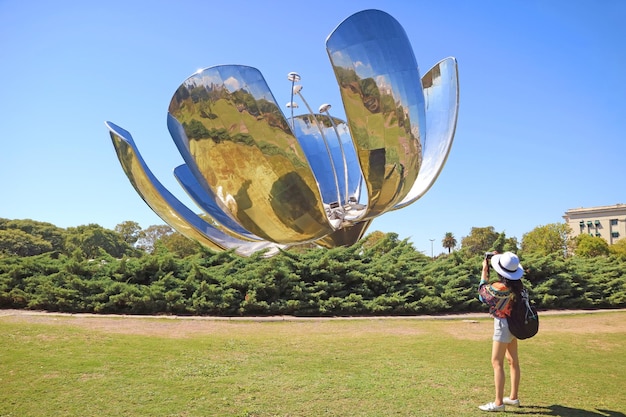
[[484, 251, 495, 260]]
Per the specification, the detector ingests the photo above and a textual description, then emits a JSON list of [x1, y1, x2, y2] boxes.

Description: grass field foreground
[[1, 310, 625, 416]]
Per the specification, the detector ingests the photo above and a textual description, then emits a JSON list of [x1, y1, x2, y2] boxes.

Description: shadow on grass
[[513, 405, 625, 417]]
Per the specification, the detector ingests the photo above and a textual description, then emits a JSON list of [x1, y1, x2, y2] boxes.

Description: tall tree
[[574, 234, 609, 257], [609, 238, 626, 258], [442, 232, 457, 253], [156, 232, 203, 258], [460, 226, 499, 256], [0, 229, 53, 256], [0, 218, 66, 252], [489, 232, 520, 253], [64, 224, 135, 258], [360, 231, 388, 252], [114, 221, 144, 246], [361, 232, 411, 259], [521, 223, 571, 256], [503, 236, 519, 253], [137, 225, 174, 253]]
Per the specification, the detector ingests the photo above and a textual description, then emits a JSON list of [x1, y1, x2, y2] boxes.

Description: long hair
[[500, 275, 524, 301]]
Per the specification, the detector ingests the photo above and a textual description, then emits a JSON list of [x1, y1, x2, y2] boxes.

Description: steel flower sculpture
[[106, 9, 459, 256]]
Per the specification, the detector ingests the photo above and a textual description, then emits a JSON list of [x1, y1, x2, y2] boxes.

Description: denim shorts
[[493, 317, 514, 343]]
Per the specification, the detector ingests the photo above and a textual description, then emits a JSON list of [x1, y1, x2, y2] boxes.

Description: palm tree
[[442, 232, 457, 253]]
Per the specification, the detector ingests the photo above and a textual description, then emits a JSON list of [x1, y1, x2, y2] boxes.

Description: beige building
[[563, 204, 626, 245]]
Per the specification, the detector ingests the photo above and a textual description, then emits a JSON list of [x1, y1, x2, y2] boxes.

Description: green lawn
[[1, 311, 624, 416]]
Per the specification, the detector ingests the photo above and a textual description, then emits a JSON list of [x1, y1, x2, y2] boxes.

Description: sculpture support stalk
[[294, 85, 344, 219], [320, 104, 349, 207], [287, 72, 300, 132]]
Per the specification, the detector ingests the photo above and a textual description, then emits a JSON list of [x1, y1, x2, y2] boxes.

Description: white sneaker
[[478, 402, 505, 412], [503, 397, 520, 406]]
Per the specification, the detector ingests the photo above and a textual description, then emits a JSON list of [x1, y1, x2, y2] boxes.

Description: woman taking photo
[[478, 251, 524, 412]]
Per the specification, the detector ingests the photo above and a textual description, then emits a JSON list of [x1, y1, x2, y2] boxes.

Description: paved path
[[1, 308, 624, 322]]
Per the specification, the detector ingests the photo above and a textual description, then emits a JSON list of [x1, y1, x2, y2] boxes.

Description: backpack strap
[[520, 289, 538, 321]]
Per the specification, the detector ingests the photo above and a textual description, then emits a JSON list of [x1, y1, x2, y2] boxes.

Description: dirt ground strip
[[1, 309, 625, 339]]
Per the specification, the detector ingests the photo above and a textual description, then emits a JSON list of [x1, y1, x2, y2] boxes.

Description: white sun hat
[[491, 251, 524, 280]]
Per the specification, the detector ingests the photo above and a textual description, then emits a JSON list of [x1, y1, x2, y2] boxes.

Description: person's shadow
[[510, 404, 625, 416]]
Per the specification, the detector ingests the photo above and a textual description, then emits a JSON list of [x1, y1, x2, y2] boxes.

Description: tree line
[[1, 218, 625, 316]]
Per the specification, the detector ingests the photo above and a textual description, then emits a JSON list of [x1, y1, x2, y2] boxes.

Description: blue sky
[[1, 0, 625, 256]]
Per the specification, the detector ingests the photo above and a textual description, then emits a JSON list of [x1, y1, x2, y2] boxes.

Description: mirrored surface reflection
[[172, 163, 261, 241], [167, 65, 334, 244], [106, 121, 285, 256], [326, 9, 425, 219], [106, 9, 459, 256], [290, 114, 365, 221], [393, 57, 459, 210]]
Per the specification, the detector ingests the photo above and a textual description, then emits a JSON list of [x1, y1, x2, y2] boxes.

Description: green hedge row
[[1, 237, 625, 316]]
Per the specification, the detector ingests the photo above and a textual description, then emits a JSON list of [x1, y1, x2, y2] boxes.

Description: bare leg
[[491, 340, 508, 406], [506, 338, 520, 400]]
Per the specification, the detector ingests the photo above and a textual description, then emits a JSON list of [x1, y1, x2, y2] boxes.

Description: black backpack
[[507, 289, 539, 340]]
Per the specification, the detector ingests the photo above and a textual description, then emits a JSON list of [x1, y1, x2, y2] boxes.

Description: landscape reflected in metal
[[106, 9, 459, 256]]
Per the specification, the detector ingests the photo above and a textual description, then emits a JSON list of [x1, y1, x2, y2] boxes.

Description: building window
[[611, 219, 618, 226], [612, 232, 620, 238]]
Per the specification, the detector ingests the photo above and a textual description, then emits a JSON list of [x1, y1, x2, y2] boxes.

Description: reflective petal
[[105, 121, 285, 256], [167, 65, 334, 244], [326, 9, 425, 219], [393, 57, 459, 209], [173, 163, 261, 241]]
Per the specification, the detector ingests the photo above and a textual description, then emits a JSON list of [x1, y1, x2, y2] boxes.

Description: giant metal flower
[[106, 9, 459, 256]]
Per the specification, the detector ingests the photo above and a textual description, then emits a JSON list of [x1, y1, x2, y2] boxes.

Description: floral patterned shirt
[[479, 279, 513, 318]]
